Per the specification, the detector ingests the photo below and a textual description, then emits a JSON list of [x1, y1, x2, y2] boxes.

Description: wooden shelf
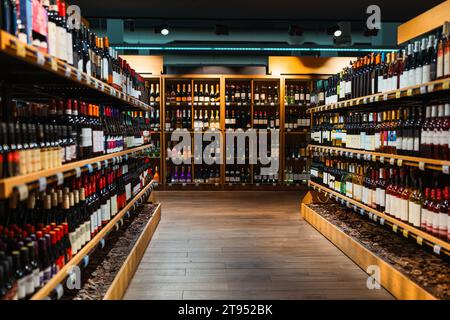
[[308, 180, 450, 257], [307, 77, 450, 114], [103, 203, 161, 300], [0, 145, 154, 199], [301, 203, 436, 300], [0, 30, 151, 110], [30, 180, 157, 300], [308, 144, 450, 172]]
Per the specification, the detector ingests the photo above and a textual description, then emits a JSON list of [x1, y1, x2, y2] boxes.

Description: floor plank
[[124, 191, 394, 300]]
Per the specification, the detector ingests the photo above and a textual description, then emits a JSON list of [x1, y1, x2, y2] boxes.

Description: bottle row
[[310, 153, 450, 241], [0, 0, 149, 102], [165, 83, 220, 105], [0, 99, 159, 179], [284, 165, 310, 184], [315, 22, 450, 106], [165, 165, 221, 185], [285, 85, 311, 106], [311, 103, 450, 160], [0, 156, 157, 300]]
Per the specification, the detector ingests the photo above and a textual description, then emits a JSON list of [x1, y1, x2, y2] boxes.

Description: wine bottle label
[[91, 213, 97, 234], [362, 186, 369, 205], [42, 266, 51, 284], [97, 208, 102, 230], [58, 26, 67, 61], [67, 32, 73, 65], [422, 65, 431, 83], [409, 71, 416, 89], [444, 51, 450, 76], [101, 203, 109, 223], [33, 268, 40, 290], [415, 67, 423, 86], [353, 184, 362, 202], [17, 277, 27, 299], [400, 199, 409, 221], [409, 202, 421, 227], [81, 127, 93, 147], [439, 212, 448, 237]]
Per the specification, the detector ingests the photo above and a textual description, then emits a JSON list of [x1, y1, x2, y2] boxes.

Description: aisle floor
[[124, 191, 393, 300]]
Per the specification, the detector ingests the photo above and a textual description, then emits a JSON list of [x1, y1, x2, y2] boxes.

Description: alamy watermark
[[168, 129, 280, 176]]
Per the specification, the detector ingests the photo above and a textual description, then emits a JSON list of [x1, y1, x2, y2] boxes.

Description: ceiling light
[[161, 27, 169, 36], [334, 29, 342, 37]]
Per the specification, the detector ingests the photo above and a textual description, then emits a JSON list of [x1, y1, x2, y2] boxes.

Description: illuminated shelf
[[0, 30, 151, 110], [308, 180, 450, 257], [30, 180, 157, 300], [308, 144, 450, 172], [0, 145, 153, 199], [307, 77, 450, 114]]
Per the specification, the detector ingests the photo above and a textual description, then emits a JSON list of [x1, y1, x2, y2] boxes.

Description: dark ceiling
[[73, 0, 444, 22]]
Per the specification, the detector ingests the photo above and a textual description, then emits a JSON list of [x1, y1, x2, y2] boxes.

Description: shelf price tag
[[406, 89, 413, 96], [372, 215, 377, 222], [50, 58, 58, 71], [397, 159, 403, 167], [17, 185, 29, 201], [75, 167, 81, 178], [82, 255, 89, 268], [182, 183, 187, 187], [392, 224, 398, 233], [360, 208, 365, 216], [96, 161, 101, 170], [427, 84, 434, 93], [443, 81, 450, 90], [443, 165, 449, 174], [36, 51, 45, 65], [100, 239, 106, 248], [372, 155, 377, 162], [38, 177, 47, 191], [56, 172, 64, 185], [395, 91, 401, 99], [103, 160, 109, 168], [419, 162, 425, 171], [16, 41, 26, 57], [383, 93, 388, 101], [402, 230, 409, 238], [433, 244, 442, 255], [416, 236, 423, 246], [375, 95, 380, 102], [380, 156, 384, 163], [389, 158, 395, 165], [420, 86, 427, 95], [379, 218, 385, 226], [76, 69, 82, 82], [65, 65, 71, 77], [86, 164, 93, 173]]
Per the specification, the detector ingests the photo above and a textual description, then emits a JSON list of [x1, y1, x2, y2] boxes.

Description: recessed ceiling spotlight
[[334, 29, 342, 37], [161, 27, 169, 36]]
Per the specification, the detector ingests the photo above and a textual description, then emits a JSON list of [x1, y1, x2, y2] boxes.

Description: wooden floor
[[124, 191, 393, 300]]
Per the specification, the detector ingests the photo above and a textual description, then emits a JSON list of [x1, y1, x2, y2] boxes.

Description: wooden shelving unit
[[30, 180, 157, 300], [308, 180, 450, 257], [307, 77, 450, 114], [150, 74, 316, 189], [308, 145, 450, 172], [0, 144, 153, 199], [0, 30, 151, 110]]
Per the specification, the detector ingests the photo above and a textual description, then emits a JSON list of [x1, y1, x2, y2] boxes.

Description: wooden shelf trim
[[308, 180, 450, 256], [30, 180, 157, 300], [301, 203, 437, 300], [0, 30, 151, 111], [307, 77, 450, 114], [0, 145, 154, 199], [103, 203, 161, 300], [308, 144, 450, 171]]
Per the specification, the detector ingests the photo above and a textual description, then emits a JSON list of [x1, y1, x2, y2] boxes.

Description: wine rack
[[0, 144, 154, 199], [308, 180, 450, 257], [307, 76, 450, 114], [30, 179, 158, 300], [308, 145, 450, 172], [0, 31, 152, 111]]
